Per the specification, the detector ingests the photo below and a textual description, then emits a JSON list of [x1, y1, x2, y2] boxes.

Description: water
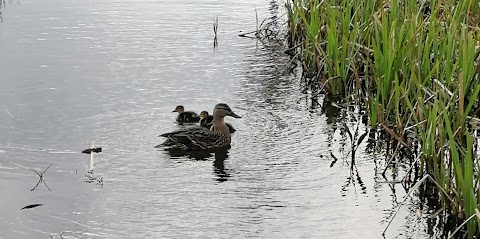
[[0, 1, 435, 238]]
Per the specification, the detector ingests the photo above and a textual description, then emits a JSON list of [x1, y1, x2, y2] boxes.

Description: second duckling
[[172, 105, 200, 123], [199, 110, 236, 133]]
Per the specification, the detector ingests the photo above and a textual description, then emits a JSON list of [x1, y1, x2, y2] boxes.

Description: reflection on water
[[0, 0, 437, 239], [213, 149, 230, 182], [0, 2, 3, 23]]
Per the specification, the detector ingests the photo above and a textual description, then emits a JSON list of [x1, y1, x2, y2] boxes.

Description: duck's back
[[206, 122, 236, 133], [158, 126, 230, 150]]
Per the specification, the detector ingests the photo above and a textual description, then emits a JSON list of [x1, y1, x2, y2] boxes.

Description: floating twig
[[82, 147, 102, 154], [239, 11, 272, 39], [30, 164, 52, 191], [48, 231, 66, 239], [375, 180, 402, 184], [239, 30, 258, 38], [20, 203, 43, 210]]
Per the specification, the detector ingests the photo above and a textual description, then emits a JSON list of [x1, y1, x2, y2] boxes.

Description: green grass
[[286, 0, 480, 236]]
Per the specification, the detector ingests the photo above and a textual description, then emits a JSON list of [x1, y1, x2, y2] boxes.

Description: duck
[[199, 110, 236, 133], [156, 103, 241, 151], [172, 105, 200, 123]]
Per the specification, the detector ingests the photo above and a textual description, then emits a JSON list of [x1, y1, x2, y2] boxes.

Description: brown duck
[[157, 103, 241, 151], [199, 110, 236, 133]]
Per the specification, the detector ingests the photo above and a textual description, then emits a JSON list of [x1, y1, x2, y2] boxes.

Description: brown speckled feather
[[157, 126, 230, 150]]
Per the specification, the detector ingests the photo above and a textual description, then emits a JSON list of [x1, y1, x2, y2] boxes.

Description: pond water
[[0, 0, 434, 238]]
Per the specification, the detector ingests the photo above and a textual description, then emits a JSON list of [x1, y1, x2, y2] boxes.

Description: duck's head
[[172, 105, 185, 113], [199, 111, 209, 119], [213, 103, 241, 118]]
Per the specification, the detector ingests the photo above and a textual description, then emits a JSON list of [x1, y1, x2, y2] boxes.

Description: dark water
[[0, 1, 433, 238]]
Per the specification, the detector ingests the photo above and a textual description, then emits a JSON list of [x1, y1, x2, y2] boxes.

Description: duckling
[[157, 103, 241, 151], [199, 110, 213, 126], [199, 110, 236, 133], [172, 105, 200, 123]]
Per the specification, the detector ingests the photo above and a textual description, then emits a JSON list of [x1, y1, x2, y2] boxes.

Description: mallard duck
[[199, 110, 236, 133], [156, 103, 241, 151], [172, 105, 199, 123]]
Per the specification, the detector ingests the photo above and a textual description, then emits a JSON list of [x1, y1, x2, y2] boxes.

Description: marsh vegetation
[[285, 0, 480, 237]]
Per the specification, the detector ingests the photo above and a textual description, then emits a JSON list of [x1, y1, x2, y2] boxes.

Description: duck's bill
[[171, 110, 177, 112], [228, 111, 241, 118]]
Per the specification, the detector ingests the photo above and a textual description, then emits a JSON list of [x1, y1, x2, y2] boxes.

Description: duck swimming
[[157, 103, 241, 151], [199, 110, 236, 133], [172, 105, 199, 123]]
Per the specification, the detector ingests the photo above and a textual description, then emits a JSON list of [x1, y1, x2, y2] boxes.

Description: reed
[[213, 16, 218, 48], [286, 0, 480, 236]]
